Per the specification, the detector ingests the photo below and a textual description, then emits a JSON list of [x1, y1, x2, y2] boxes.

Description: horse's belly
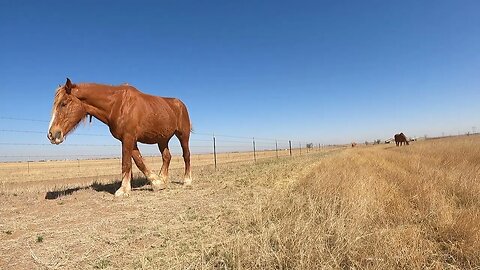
[[137, 137, 159, 144], [136, 128, 175, 144]]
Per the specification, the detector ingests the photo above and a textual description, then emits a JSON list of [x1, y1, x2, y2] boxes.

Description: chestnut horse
[[394, 133, 409, 146], [47, 78, 192, 196]]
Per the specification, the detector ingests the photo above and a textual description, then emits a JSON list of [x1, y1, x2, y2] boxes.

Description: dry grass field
[[0, 136, 479, 269]]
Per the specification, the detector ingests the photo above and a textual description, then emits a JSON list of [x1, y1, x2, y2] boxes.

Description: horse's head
[[47, 78, 87, 144]]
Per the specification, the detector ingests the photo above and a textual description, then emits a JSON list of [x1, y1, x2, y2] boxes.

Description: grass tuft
[[36, 235, 43, 243]]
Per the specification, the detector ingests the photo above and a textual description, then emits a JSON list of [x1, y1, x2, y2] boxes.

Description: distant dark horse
[[394, 133, 409, 146], [48, 78, 192, 196]]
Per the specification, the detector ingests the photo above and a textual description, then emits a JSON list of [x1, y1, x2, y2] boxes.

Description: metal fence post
[[253, 137, 256, 163], [213, 134, 217, 170], [275, 140, 278, 159], [289, 140, 292, 157]]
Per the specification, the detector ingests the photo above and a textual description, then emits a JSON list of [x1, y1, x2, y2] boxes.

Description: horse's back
[[130, 89, 191, 134]]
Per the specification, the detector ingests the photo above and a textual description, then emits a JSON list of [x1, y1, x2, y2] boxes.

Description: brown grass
[[206, 135, 480, 269], [0, 136, 479, 269]]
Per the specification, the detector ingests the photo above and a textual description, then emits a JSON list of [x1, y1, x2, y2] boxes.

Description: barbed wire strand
[[0, 117, 299, 142]]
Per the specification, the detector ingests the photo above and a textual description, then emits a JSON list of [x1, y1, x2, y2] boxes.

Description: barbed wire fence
[[0, 116, 333, 183]]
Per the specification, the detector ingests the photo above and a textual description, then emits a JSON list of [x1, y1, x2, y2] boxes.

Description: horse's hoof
[[151, 180, 167, 191], [114, 188, 130, 197], [183, 179, 193, 189]]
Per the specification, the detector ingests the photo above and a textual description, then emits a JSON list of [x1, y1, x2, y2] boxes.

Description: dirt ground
[[0, 150, 333, 269]]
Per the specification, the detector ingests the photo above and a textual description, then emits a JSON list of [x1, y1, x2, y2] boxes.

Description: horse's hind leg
[[176, 132, 192, 187], [157, 139, 172, 188], [132, 144, 165, 191]]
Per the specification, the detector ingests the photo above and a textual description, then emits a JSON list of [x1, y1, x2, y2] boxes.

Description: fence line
[[0, 125, 326, 155], [0, 144, 332, 184], [0, 117, 298, 142], [0, 116, 335, 184], [0, 129, 295, 144]]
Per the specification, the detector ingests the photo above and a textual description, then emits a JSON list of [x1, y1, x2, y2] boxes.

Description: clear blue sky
[[1, 0, 479, 160]]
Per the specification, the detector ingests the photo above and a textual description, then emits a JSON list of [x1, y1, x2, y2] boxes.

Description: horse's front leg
[[115, 138, 135, 197]]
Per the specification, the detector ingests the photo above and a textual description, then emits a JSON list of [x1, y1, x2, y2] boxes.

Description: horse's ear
[[65, 78, 74, 94]]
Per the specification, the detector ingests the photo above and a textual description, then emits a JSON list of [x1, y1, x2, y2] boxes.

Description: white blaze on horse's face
[[48, 109, 55, 131], [48, 107, 58, 143], [47, 88, 66, 145], [49, 117, 63, 144]]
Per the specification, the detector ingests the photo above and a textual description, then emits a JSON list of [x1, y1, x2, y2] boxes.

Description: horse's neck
[[75, 84, 118, 125]]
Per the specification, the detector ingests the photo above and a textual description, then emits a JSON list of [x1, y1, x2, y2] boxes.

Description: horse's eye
[[61, 101, 67, 107]]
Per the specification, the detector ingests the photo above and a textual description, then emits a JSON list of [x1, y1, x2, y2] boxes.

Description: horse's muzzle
[[47, 130, 64, 145]]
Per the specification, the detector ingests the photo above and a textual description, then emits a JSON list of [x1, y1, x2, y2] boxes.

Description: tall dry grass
[[205, 136, 480, 269]]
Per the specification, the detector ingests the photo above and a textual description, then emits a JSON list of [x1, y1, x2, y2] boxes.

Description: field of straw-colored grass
[[211, 135, 480, 269], [0, 135, 479, 269]]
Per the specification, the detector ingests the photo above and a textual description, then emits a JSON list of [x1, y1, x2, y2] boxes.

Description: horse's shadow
[[44, 177, 150, 200]]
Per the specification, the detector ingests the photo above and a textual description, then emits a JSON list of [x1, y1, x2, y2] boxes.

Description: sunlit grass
[[205, 136, 480, 269]]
